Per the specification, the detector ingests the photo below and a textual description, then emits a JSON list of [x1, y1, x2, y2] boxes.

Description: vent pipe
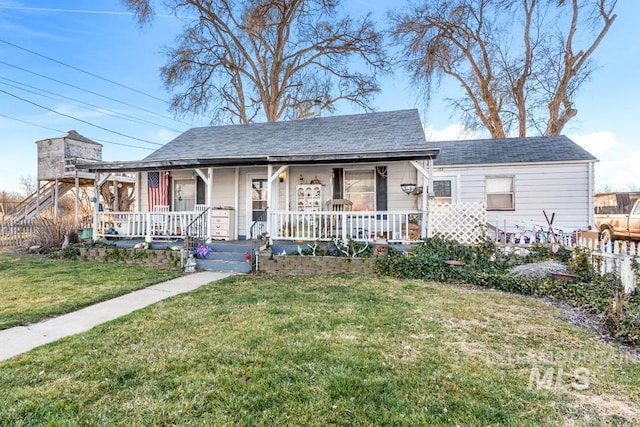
[[313, 99, 322, 118]]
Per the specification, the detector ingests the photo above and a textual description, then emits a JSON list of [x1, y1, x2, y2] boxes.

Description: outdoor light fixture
[[400, 183, 417, 195], [278, 171, 286, 182]]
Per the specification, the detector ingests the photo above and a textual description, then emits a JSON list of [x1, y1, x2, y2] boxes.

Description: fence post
[[145, 212, 152, 243], [620, 257, 636, 293]]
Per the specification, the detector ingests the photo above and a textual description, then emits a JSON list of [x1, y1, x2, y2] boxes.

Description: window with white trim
[[344, 169, 375, 211], [432, 180, 452, 203], [486, 176, 515, 210]]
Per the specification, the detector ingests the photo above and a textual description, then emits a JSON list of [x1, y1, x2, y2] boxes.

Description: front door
[[248, 177, 268, 239], [173, 179, 196, 211]]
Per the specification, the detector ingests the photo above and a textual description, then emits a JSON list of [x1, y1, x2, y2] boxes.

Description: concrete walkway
[[0, 271, 234, 362]]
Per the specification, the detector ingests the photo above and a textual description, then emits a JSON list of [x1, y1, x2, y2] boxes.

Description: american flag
[[148, 171, 170, 211]]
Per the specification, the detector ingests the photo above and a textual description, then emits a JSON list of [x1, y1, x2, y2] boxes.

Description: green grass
[[1, 275, 638, 425], [0, 253, 181, 329]]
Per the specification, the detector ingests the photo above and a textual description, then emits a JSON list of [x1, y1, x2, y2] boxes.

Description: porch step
[[195, 258, 252, 273], [206, 241, 254, 253], [192, 240, 255, 273]]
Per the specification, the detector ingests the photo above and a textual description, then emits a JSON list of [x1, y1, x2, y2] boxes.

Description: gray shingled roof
[[143, 109, 429, 162], [425, 135, 596, 166], [76, 110, 596, 173]]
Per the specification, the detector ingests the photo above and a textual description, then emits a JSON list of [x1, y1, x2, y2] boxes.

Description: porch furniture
[[297, 184, 323, 211], [211, 208, 234, 240], [326, 199, 353, 238], [326, 199, 353, 211], [152, 205, 170, 235]]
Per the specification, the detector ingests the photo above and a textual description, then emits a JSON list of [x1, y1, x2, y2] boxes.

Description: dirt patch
[[550, 300, 640, 361], [573, 393, 640, 424]]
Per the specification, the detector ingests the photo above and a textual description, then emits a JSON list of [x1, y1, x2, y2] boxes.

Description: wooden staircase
[[10, 181, 75, 223]]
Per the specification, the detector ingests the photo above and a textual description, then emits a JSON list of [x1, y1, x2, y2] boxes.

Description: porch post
[[74, 173, 79, 225], [136, 172, 142, 211], [92, 172, 100, 242], [53, 178, 59, 222], [267, 164, 273, 238], [207, 167, 213, 207], [113, 178, 119, 211], [267, 165, 288, 239], [410, 159, 432, 239], [234, 168, 239, 240]]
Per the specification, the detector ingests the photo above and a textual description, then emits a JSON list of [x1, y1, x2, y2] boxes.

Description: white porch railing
[[270, 210, 425, 242], [97, 211, 208, 241]]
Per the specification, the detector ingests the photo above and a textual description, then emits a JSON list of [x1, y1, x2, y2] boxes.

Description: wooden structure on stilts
[[11, 130, 135, 226]]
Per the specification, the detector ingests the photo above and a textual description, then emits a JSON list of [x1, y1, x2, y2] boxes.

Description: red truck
[[594, 192, 640, 242]]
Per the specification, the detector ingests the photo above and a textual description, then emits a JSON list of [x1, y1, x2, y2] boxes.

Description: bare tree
[[18, 175, 37, 196], [123, 0, 390, 123], [0, 190, 23, 220], [391, 0, 617, 137]]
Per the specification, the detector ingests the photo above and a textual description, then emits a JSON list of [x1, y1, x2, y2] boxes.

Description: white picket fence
[[577, 238, 638, 293], [496, 237, 638, 293]]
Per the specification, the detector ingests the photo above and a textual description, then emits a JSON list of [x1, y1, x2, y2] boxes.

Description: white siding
[[438, 162, 593, 233]]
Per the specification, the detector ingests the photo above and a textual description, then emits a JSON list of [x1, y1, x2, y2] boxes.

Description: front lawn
[[1, 275, 638, 425], [0, 253, 180, 330]]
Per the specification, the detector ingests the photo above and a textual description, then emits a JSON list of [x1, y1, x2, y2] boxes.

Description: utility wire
[[0, 60, 195, 127], [0, 88, 163, 146], [0, 113, 154, 150], [0, 76, 184, 133], [0, 38, 170, 104]]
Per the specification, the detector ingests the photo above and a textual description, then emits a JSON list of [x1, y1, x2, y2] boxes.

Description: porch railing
[[97, 211, 204, 240], [270, 210, 425, 242]]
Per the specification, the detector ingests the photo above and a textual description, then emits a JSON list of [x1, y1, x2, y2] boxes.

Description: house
[[77, 109, 596, 244]]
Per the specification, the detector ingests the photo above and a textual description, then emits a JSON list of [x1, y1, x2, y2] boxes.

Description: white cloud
[[569, 131, 618, 156], [152, 129, 180, 144], [570, 131, 639, 192], [424, 123, 479, 141]]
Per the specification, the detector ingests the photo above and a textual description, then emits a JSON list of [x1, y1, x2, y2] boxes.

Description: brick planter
[[259, 253, 377, 275], [79, 247, 180, 268]]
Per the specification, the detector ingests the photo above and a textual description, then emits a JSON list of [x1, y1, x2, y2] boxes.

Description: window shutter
[[376, 166, 387, 211], [332, 168, 343, 199]]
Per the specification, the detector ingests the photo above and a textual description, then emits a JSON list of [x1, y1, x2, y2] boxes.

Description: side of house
[[426, 136, 597, 235]]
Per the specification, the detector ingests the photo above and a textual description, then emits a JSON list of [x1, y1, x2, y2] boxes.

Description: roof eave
[[434, 158, 598, 168], [77, 148, 440, 172]]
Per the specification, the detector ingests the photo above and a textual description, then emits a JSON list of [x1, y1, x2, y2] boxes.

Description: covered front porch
[[86, 149, 440, 244]]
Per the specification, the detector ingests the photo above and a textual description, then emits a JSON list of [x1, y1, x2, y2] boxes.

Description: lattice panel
[[429, 201, 487, 244]]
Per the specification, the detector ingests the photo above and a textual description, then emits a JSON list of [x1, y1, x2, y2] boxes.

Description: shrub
[[30, 218, 78, 252]]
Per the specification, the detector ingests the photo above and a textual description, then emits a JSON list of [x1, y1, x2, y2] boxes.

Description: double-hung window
[[432, 180, 452, 203], [486, 176, 515, 210], [344, 170, 375, 211]]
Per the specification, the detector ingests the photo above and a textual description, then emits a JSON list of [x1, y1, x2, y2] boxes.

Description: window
[[344, 170, 375, 211], [432, 180, 452, 203], [486, 176, 515, 210]]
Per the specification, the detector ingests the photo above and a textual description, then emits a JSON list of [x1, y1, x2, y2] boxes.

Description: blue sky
[[0, 0, 637, 194]]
